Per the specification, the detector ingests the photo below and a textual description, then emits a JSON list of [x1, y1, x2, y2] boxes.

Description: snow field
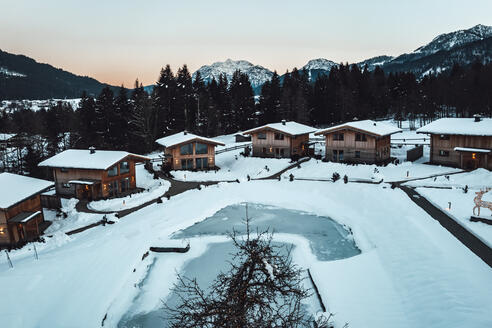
[[1, 180, 490, 327]]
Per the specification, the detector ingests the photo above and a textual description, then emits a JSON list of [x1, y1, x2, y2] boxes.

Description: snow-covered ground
[[405, 168, 492, 189], [282, 158, 462, 183], [88, 165, 171, 212], [0, 98, 80, 113], [1, 179, 491, 328]]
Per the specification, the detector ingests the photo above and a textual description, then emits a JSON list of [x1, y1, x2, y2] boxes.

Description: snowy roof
[[315, 120, 402, 137], [417, 118, 492, 136], [0, 173, 54, 209], [155, 132, 225, 148], [38, 149, 150, 170], [243, 121, 316, 136], [9, 211, 41, 223], [0, 133, 16, 141]]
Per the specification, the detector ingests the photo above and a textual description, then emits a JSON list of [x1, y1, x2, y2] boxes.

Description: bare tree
[[165, 208, 332, 328]]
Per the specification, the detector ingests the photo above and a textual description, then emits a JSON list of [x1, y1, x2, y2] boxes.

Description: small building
[[242, 121, 316, 158], [38, 149, 150, 200], [315, 120, 402, 164], [417, 116, 492, 170], [156, 131, 225, 170], [234, 133, 251, 143], [0, 173, 53, 247], [0, 133, 16, 149]]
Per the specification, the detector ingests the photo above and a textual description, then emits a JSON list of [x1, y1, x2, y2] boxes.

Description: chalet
[[0, 173, 53, 247], [315, 120, 402, 164], [156, 131, 225, 170], [242, 121, 316, 158], [417, 116, 492, 170], [0, 133, 16, 149], [38, 148, 150, 200]]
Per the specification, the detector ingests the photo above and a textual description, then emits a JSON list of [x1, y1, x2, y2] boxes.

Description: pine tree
[[229, 70, 255, 132], [129, 79, 154, 153], [174, 65, 193, 133], [153, 65, 176, 137], [76, 91, 97, 148], [113, 86, 131, 149], [94, 86, 115, 148]]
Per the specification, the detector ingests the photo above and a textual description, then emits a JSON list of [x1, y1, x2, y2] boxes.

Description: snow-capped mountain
[[414, 24, 492, 56], [302, 58, 338, 71], [192, 59, 273, 93]]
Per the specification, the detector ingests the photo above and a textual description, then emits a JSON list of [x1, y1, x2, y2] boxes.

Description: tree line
[[1, 61, 491, 163]]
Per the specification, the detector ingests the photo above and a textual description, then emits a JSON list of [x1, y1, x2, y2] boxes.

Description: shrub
[[332, 172, 340, 182]]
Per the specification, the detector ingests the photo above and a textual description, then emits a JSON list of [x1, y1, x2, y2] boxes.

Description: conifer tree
[[153, 65, 176, 137], [94, 86, 115, 148], [76, 91, 97, 148]]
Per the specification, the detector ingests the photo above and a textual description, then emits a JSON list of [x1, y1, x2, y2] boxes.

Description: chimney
[[281, 120, 286, 125], [89, 146, 96, 154], [183, 130, 188, 135], [474, 114, 482, 122]]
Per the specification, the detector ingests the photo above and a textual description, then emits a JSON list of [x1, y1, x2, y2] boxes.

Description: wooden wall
[[166, 142, 217, 170], [430, 134, 492, 169], [322, 129, 392, 164], [0, 194, 44, 246], [250, 129, 309, 158]]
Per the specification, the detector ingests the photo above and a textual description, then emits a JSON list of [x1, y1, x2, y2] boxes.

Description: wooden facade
[[245, 125, 311, 159], [428, 134, 492, 170], [51, 156, 144, 200], [165, 141, 219, 170], [318, 128, 392, 164], [0, 194, 45, 247]]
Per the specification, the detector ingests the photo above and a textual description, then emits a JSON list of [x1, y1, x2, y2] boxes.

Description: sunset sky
[[1, 0, 492, 86]]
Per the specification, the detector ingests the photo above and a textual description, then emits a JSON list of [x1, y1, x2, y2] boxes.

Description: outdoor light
[[0, 227, 5, 234], [208, 157, 213, 163], [472, 153, 476, 159]]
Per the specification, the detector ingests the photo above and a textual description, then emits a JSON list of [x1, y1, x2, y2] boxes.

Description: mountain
[[356, 55, 394, 70], [301, 58, 338, 81], [192, 59, 273, 94], [0, 49, 118, 100], [378, 24, 492, 75]]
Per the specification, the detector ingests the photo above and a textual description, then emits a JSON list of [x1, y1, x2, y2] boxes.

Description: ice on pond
[[118, 204, 360, 328], [172, 203, 360, 261]]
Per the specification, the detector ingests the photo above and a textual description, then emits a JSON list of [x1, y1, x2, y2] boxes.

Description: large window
[[274, 133, 284, 140], [108, 165, 118, 177], [121, 178, 130, 192], [180, 143, 193, 155], [355, 133, 367, 142], [120, 161, 130, 174], [333, 133, 344, 141], [195, 143, 208, 155], [196, 157, 208, 169], [258, 132, 267, 140], [181, 158, 194, 169]]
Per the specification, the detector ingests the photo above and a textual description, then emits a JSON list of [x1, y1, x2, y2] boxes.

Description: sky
[[1, 0, 492, 86]]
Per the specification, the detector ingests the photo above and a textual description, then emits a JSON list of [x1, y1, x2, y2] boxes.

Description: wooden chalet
[[315, 120, 402, 164], [156, 131, 225, 170], [417, 116, 492, 170], [0, 173, 53, 247], [38, 148, 150, 200], [242, 121, 316, 158]]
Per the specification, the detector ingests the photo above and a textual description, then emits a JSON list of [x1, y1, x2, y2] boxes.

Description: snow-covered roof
[[0, 133, 16, 141], [417, 118, 492, 136], [155, 132, 225, 148], [0, 173, 54, 209], [9, 211, 41, 223], [38, 149, 150, 170], [315, 120, 402, 137], [243, 121, 316, 136], [454, 147, 491, 153]]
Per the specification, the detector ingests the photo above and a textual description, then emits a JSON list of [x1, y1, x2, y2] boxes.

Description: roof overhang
[[68, 179, 101, 185], [315, 125, 401, 138], [243, 126, 315, 137], [453, 147, 491, 153], [9, 211, 41, 224]]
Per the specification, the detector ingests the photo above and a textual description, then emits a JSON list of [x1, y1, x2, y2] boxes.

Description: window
[[181, 158, 194, 169], [62, 183, 71, 188], [332, 150, 338, 161], [439, 150, 449, 157], [195, 143, 208, 155], [274, 133, 284, 140], [60, 168, 69, 173], [121, 178, 130, 192], [338, 150, 344, 161], [120, 161, 130, 174], [355, 151, 361, 158], [196, 157, 208, 169], [258, 132, 267, 140], [355, 133, 367, 142], [262, 147, 267, 155], [439, 135, 450, 140], [108, 165, 118, 177], [333, 133, 344, 141], [180, 143, 193, 155]]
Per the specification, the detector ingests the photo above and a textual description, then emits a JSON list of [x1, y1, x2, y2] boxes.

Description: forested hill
[[0, 49, 119, 100]]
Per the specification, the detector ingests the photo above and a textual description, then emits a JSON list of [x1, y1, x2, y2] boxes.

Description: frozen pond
[[173, 203, 360, 261], [118, 204, 359, 327]]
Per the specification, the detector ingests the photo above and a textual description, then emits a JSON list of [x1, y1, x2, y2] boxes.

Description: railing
[[215, 143, 251, 155]]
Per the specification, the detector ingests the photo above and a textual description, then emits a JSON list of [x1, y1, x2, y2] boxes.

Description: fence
[[215, 143, 251, 155]]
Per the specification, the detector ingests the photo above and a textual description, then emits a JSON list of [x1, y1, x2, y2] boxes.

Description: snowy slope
[[302, 58, 338, 71]]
